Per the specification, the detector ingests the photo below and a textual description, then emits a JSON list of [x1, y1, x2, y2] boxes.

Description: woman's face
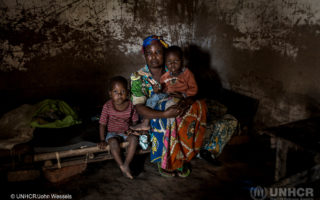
[[144, 41, 164, 69]]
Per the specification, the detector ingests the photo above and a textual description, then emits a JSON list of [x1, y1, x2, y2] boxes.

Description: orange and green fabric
[[155, 99, 207, 170], [130, 65, 167, 105], [131, 66, 207, 170]]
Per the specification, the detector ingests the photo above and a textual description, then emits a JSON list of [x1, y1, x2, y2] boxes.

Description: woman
[[130, 35, 207, 177]]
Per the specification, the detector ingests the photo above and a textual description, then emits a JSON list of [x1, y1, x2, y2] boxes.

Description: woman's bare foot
[[120, 165, 133, 179], [130, 123, 150, 131]]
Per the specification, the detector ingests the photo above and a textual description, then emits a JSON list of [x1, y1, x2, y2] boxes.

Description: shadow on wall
[[184, 45, 260, 130], [184, 44, 222, 99]]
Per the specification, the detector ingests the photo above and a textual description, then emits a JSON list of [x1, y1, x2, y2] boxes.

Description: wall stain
[[0, 0, 319, 127], [211, 0, 320, 58], [0, 0, 196, 71]]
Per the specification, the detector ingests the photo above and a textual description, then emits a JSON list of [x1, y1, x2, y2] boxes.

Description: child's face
[[109, 82, 128, 105], [165, 52, 182, 76]]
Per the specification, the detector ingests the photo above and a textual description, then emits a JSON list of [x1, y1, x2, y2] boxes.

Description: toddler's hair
[[108, 76, 128, 91], [165, 46, 183, 60]]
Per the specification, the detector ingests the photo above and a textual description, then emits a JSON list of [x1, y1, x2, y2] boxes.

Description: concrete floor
[[2, 135, 278, 200]]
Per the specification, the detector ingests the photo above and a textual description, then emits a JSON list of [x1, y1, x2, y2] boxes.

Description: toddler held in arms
[[130, 46, 198, 131]]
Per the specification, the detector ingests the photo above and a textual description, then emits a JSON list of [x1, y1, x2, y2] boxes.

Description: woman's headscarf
[[142, 35, 169, 52]]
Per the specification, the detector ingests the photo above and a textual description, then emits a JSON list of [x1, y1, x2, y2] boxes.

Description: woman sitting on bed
[[130, 35, 207, 177]]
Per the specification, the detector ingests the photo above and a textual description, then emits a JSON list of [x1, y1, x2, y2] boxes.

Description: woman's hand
[[152, 84, 161, 93], [163, 105, 184, 118], [169, 92, 184, 99], [176, 98, 194, 116]]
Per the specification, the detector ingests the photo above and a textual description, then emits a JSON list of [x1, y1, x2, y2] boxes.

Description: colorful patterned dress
[[131, 65, 207, 170]]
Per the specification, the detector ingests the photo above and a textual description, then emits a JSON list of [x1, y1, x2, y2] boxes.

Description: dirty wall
[[193, 0, 320, 127], [0, 0, 319, 128], [0, 0, 195, 112]]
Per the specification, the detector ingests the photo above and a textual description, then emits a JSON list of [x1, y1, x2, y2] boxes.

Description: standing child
[[98, 76, 139, 179], [130, 45, 198, 131]]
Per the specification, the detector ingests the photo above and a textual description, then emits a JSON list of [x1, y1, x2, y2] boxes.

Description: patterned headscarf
[[142, 35, 169, 52]]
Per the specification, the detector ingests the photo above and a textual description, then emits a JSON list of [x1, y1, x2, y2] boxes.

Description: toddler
[[131, 46, 198, 131], [98, 76, 138, 179]]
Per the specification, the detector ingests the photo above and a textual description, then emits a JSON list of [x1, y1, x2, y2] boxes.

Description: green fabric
[[130, 65, 168, 105], [131, 76, 144, 98], [176, 166, 191, 178], [30, 99, 81, 128]]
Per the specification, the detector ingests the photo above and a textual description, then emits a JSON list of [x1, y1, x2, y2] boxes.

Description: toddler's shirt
[[99, 100, 138, 133], [160, 68, 198, 97]]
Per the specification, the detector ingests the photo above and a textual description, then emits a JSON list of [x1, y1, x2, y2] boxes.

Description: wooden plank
[[34, 142, 129, 162], [42, 149, 150, 169], [34, 141, 97, 153], [43, 153, 113, 169]]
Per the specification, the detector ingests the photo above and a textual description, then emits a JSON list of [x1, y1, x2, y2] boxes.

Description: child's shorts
[[105, 132, 128, 142]]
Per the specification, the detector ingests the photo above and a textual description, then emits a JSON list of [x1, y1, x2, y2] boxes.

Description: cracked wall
[[0, 0, 196, 111], [0, 0, 195, 71], [194, 0, 320, 127], [1, 0, 320, 127]]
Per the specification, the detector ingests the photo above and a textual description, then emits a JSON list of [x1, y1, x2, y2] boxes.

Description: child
[[130, 46, 198, 131], [98, 76, 139, 179]]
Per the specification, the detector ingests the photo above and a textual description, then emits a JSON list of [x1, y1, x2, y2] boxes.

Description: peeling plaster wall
[[0, 0, 196, 110], [194, 0, 320, 127], [1, 0, 319, 127], [0, 0, 195, 71]]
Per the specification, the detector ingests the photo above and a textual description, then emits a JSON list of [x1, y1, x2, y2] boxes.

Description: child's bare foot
[[130, 123, 150, 131], [120, 165, 133, 179]]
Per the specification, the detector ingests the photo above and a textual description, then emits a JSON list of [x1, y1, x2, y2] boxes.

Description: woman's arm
[[135, 104, 182, 119], [131, 72, 184, 119]]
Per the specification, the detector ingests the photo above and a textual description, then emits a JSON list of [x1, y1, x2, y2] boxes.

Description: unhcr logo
[[250, 186, 314, 200], [250, 186, 267, 200]]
